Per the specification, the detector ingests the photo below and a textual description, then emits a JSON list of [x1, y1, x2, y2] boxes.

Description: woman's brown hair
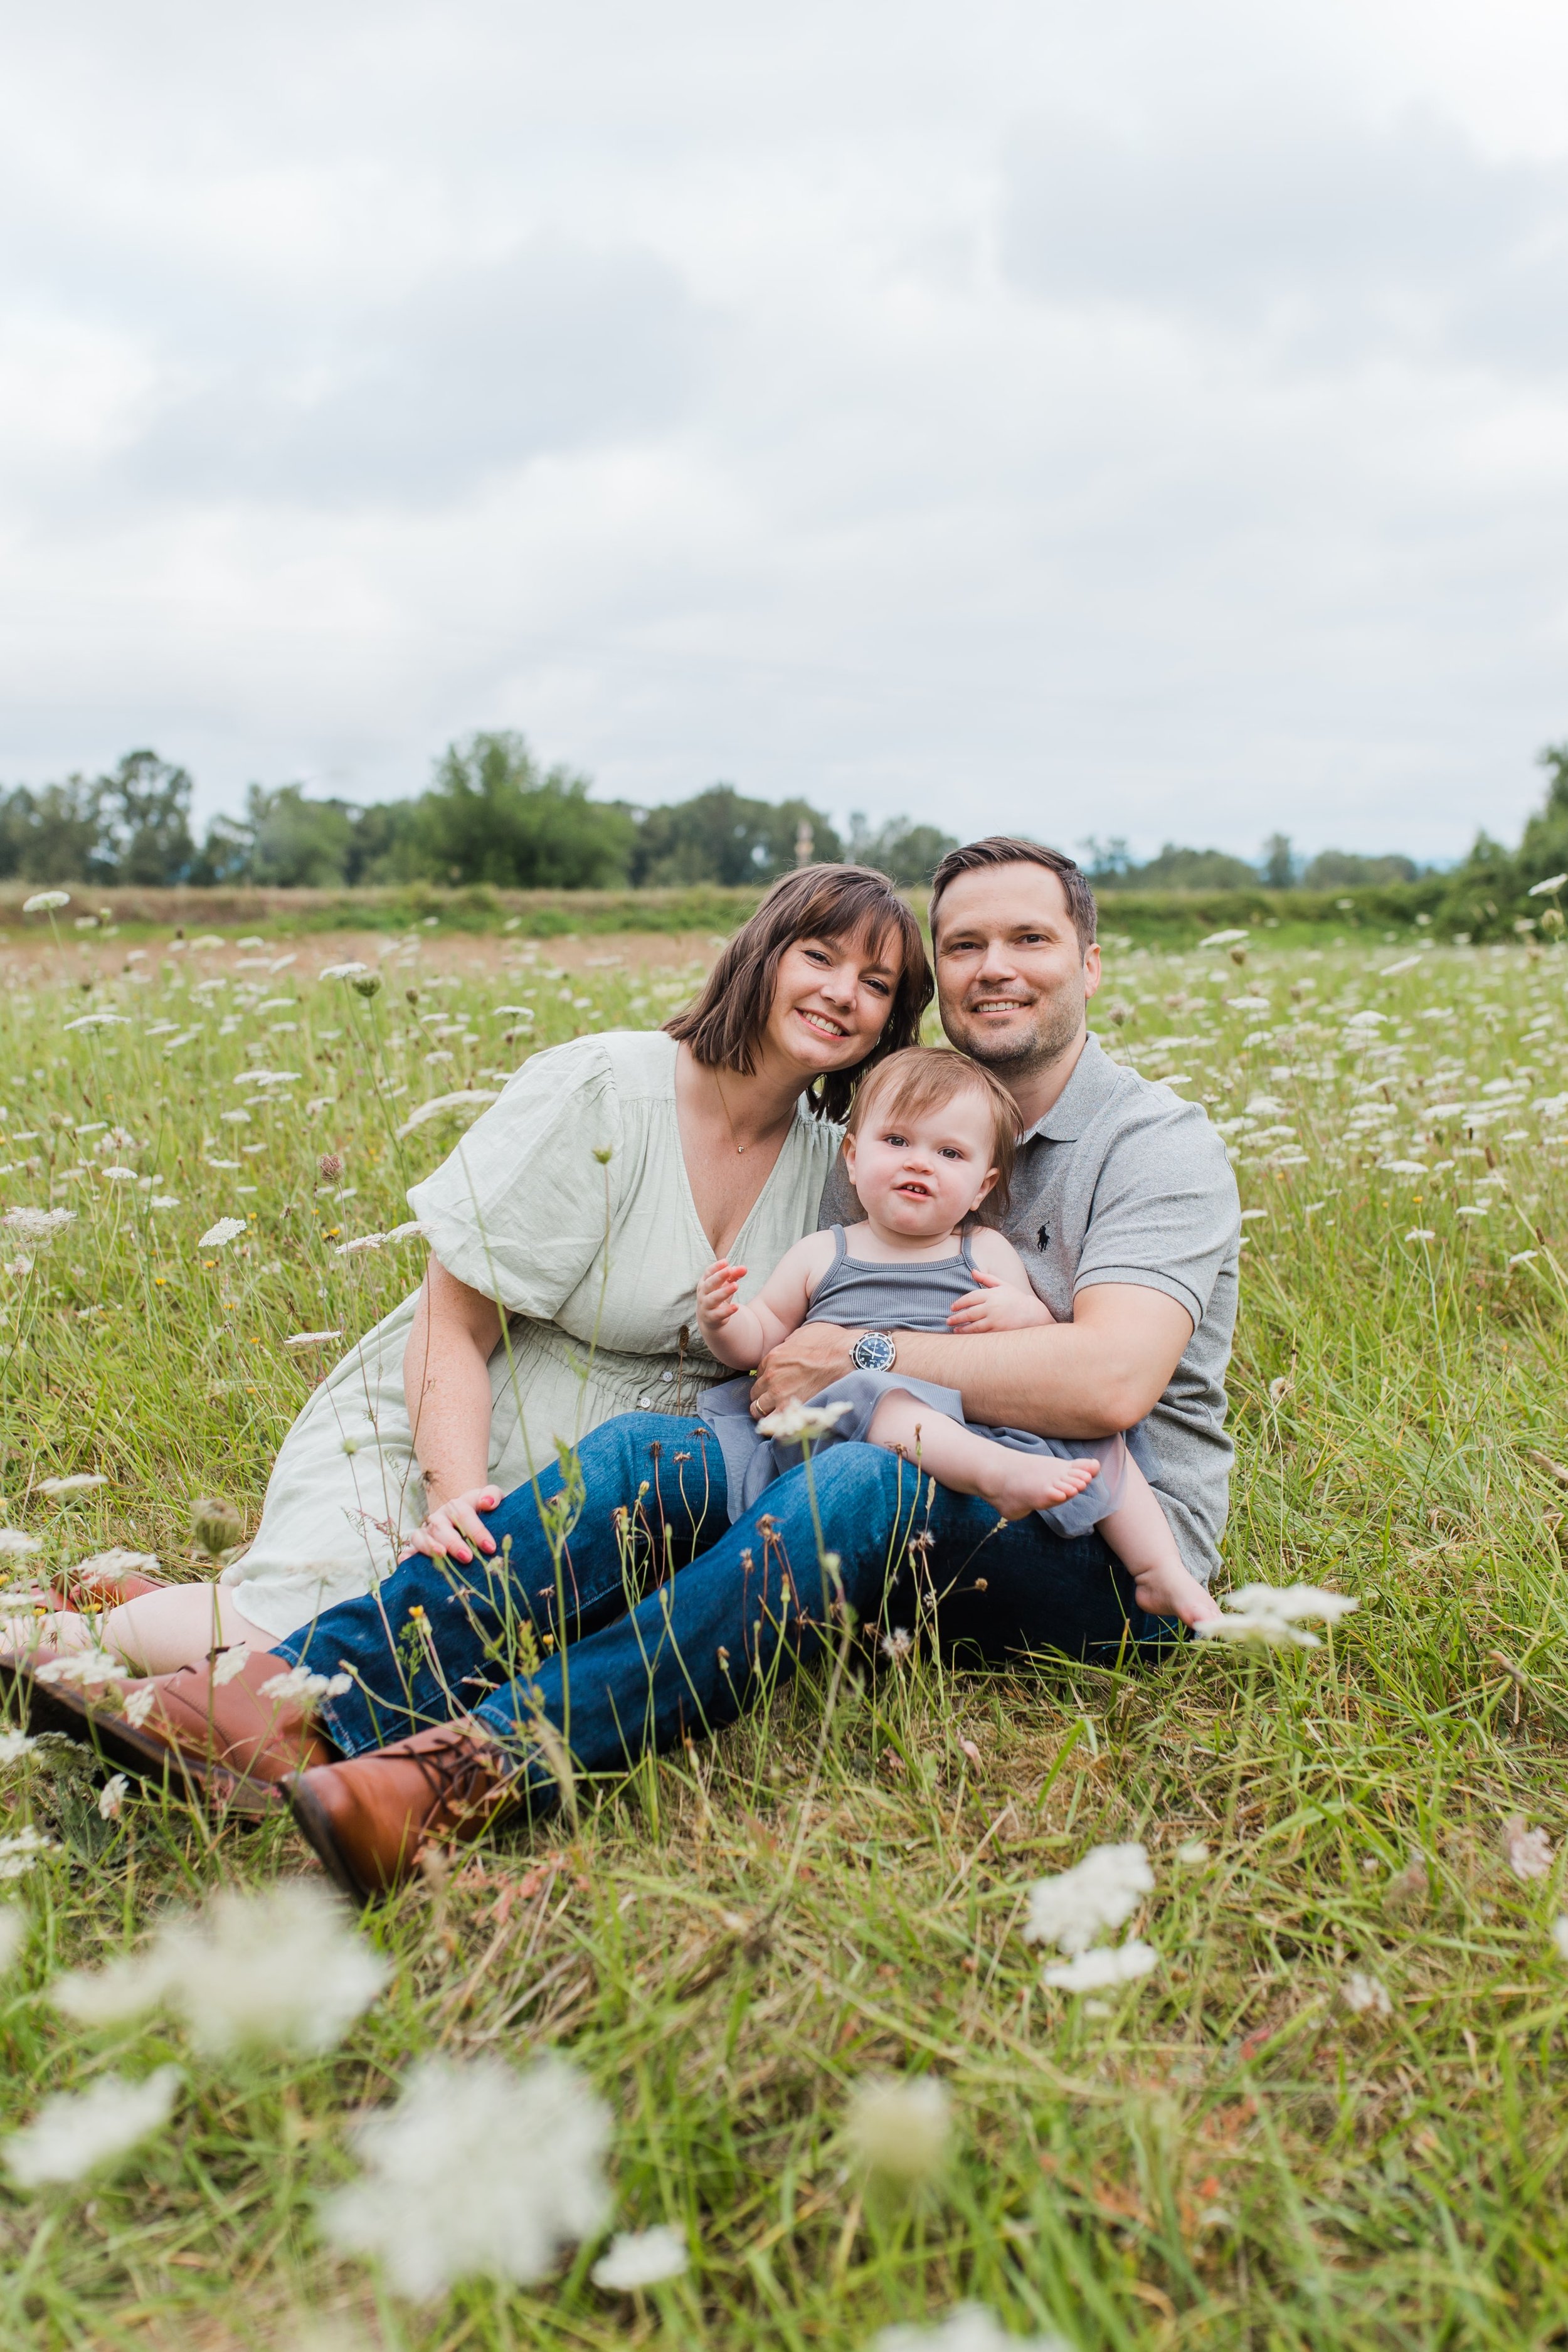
[[665, 864, 932, 1123]]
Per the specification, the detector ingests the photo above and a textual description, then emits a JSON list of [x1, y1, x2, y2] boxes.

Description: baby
[[696, 1045, 1216, 1629]]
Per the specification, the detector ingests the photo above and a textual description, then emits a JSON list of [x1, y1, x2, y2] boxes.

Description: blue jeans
[[274, 1414, 1170, 1809]]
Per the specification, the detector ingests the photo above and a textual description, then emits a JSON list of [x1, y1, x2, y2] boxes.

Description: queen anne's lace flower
[[874, 2306, 1069, 2352], [755, 1398, 854, 1443], [320, 2054, 612, 2297], [3, 2067, 181, 2186], [53, 1882, 387, 2053], [0, 1826, 58, 1880], [1194, 1583, 1357, 1650], [260, 1666, 352, 1705], [198, 1217, 246, 1250], [845, 2076, 951, 2180], [591, 2224, 690, 2291], [1023, 1843, 1153, 1957], [1042, 1940, 1158, 1991]]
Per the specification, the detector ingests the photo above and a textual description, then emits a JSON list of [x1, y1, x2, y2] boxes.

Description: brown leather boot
[[0, 1646, 337, 1815], [285, 1721, 516, 1900]]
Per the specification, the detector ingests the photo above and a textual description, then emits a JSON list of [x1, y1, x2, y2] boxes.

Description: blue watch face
[[854, 1330, 897, 1373]]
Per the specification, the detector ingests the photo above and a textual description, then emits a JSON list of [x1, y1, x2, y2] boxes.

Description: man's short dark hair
[[928, 835, 1098, 955]]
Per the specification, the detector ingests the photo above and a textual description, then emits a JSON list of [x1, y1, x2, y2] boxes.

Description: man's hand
[[748, 1323, 857, 1419], [947, 1269, 1056, 1333]]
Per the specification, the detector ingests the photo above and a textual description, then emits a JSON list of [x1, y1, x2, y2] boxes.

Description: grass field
[[0, 911, 1566, 2349]]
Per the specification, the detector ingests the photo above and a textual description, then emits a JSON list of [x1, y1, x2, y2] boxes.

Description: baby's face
[[845, 1092, 999, 1242]]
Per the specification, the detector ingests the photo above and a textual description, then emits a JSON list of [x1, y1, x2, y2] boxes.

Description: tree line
[[4, 730, 1566, 930], [0, 736, 959, 892]]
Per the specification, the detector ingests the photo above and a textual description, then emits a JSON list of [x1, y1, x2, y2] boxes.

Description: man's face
[[933, 864, 1101, 1076]]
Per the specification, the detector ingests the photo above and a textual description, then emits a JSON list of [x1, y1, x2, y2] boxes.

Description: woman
[[14, 865, 929, 1676]]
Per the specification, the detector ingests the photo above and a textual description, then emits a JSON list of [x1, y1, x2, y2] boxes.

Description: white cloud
[[2, 0, 1568, 859]]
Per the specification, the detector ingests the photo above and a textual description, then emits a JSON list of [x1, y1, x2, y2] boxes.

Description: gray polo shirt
[[819, 1033, 1241, 1582]]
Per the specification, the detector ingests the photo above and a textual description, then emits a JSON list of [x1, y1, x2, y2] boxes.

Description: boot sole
[[0, 1655, 280, 1819], [282, 1772, 376, 1904]]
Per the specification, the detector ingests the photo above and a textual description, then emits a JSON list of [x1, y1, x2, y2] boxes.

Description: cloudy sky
[[6, 0, 1568, 861]]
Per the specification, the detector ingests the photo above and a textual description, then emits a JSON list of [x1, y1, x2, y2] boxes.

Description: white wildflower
[[0, 1730, 38, 1764], [1042, 1940, 1158, 1991], [1456, 1205, 1488, 1219], [591, 2223, 690, 2291], [1508, 1251, 1539, 1269], [99, 1165, 137, 1180], [21, 891, 70, 914], [755, 1398, 854, 1443], [0, 1529, 41, 1557], [1405, 1229, 1438, 1244], [198, 1218, 246, 1249], [122, 1686, 156, 1728], [1, 1208, 73, 1239], [148, 1195, 180, 1209], [1528, 874, 1568, 896], [1194, 1582, 1357, 1650], [1175, 1840, 1210, 1866], [1226, 995, 1271, 1014], [874, 2306, 1069, 2352], [319, 2053, 612, 2299], [260, 1666, 352, 1705], [1551, 1916, 1568, 1961], [71, 1547, 160, 1588], [334, 1234, 386, 1256], [318, 961, 370, 980], [880, 1626, 913, 1661], [1022, 1842, 1153, 1957], [1505, 1819, 1553, 1882], [63, 1013, 130, 1032], [394, 1089, 500, 1139], [1341, 1971, 1392, 2018], [37, 1474, 107, 1497], [1380, 1162, 1428, 1179], [0, 1826, 58, 1880], [97, 1775, 129, 1821], [3, 2067, 181, 2186], [209, 1646, 253, 1686], [283, 1329, 343, 1350], [54, 1882, 387, 2054], [844, 2076, 951, 2180], [36, 1651, 126, 1686]]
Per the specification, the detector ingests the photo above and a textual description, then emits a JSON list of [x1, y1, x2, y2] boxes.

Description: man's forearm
[[887, 1325, 1129, 1439]]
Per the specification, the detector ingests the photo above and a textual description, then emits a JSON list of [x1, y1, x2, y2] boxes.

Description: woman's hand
[[947, 1269, 1056, 1332], [696, 1256, 746, 1330], [409, 1485, 502, 1565]]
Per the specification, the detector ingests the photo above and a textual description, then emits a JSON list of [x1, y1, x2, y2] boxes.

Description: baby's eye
[[882, 1131, 908, 1148]]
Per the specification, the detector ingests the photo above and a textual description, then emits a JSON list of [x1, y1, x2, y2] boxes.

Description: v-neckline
[[661, 1034, 805, 1263]]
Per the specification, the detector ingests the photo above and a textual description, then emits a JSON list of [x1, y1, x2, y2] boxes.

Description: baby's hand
[[696, 1257, 746, 1327], [947, 1269, 1056, 1332]]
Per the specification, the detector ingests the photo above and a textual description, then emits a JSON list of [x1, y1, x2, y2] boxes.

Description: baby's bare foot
[[987, 1456, 1100, 1522]]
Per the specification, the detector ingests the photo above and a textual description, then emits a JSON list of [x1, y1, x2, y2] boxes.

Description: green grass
[[0, 919, 1566, 2346]]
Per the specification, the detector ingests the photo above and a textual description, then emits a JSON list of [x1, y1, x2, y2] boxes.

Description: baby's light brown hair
[[846, 1046, 1019, 1215]]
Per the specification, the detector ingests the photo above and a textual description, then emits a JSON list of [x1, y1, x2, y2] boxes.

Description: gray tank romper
[[699, 1226, 1145, 1532]]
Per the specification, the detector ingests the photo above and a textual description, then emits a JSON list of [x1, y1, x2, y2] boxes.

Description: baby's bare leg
[[1098, 1459, 1218, 1629], [866, 1392, 1100, 1522], [0, 1584, 277, 1673]]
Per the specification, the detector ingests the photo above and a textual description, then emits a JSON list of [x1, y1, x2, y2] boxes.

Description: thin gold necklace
[[711, 1064, 788, 1157]]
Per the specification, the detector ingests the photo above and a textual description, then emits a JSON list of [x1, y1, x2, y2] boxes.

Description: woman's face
[[763, 930, 901, 1079]]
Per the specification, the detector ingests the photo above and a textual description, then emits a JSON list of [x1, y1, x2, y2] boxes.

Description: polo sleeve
[[403, 1037, 624, 1315], [1073, 1100, 1239, 1331]]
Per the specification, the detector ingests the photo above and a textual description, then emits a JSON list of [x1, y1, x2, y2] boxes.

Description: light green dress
[[223, 1029, 842, 1636]]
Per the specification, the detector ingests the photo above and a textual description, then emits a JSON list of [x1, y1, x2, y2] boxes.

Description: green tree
[[0, 775, 106, 882], [403, 732, 636, 888], [846, 813, 958, 886], [1301, 849, 1419, 889], [1111, 842, 1260, 891], [629, 785, 842, 886], [98, 750, 198, 884], [1260, 832, 1298, 889]]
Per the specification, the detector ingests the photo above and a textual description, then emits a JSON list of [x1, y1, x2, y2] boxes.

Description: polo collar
[[1021, 1032, 1122, 1145]]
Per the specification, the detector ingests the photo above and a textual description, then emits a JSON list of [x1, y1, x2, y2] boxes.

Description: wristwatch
[[852, 1330, 898, 1373]]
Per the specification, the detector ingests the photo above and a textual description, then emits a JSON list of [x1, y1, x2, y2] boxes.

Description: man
[[16, 839, 1239, 1894]]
